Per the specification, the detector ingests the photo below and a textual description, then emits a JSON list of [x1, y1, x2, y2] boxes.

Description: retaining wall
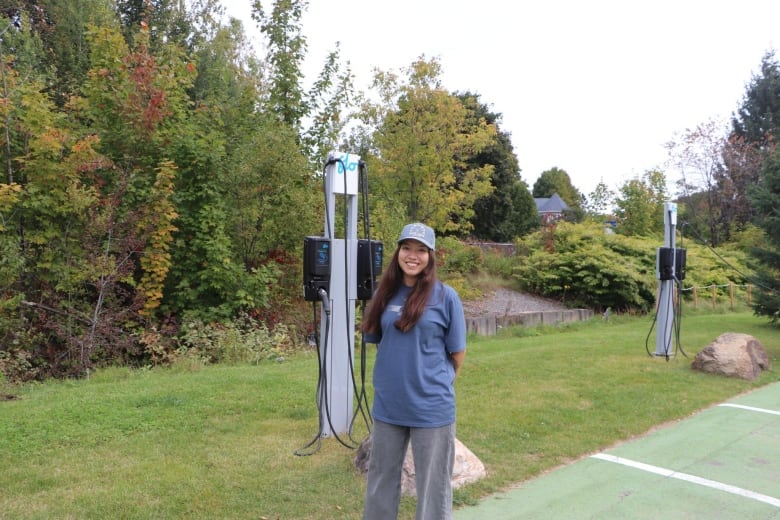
[[465, 308, 594, 336]]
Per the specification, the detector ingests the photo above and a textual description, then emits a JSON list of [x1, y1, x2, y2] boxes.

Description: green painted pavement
[[455, 382, 780, 520]]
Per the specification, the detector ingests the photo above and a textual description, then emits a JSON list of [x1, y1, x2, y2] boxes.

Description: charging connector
[[318, 287, 331, 315]]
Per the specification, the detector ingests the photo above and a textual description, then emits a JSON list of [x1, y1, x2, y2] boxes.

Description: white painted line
[[590, 453, 780, 508], [718, 403, 780, 416]]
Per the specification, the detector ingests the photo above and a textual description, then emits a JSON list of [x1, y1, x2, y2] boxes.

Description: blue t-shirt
[[365, 282, 467, 428]]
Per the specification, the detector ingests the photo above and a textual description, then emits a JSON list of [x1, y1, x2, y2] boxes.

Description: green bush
[[0, 325, 47, 383], [513, 223, 658, 312], [437, 236, 484, 275], [482, 249, 515, 278], [511, 222, 755, 313], [175, 314, 296, 365]]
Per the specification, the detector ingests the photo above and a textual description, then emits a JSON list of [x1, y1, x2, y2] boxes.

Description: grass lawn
[[1, 311, 779, 519]]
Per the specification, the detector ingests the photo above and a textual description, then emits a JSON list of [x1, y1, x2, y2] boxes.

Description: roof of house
[[534, 192, 570, 213]]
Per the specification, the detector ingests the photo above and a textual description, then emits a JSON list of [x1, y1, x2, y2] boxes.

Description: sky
[[223, 0, 780, 197]]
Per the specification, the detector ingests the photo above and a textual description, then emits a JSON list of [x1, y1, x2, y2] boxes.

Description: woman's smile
[[398, 240, 430, 285]]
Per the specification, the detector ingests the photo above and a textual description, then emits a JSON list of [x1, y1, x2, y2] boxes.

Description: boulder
[[691, 332, 770, 380], [355, 435, 486, 496]]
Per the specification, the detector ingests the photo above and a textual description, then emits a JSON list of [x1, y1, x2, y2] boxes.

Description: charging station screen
[[314, 242, 329, 274]]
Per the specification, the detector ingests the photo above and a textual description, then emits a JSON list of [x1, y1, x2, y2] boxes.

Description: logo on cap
[[406, 223, 428, 240]]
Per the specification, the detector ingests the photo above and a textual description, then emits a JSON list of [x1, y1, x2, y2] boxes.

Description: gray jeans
[[363, 420, 456, 520]]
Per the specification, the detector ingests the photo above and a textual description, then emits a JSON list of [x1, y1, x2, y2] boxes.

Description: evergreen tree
[[748, 147, 780, 323], [720, 50, 780, 241], [732, 50, 780, 147], [457, 92, 537, 241], [732, 50, 780, 323]]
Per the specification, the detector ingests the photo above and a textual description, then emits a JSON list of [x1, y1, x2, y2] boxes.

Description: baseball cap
[[397, 222, 435, 250]]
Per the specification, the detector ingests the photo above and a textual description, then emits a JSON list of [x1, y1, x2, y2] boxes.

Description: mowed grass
[[1, 312, 779, 519]]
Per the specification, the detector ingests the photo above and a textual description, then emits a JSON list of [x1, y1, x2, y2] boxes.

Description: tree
[[718, 134, 763, 232], [115, 0, 193, 50], [732, 50, 780, 148], [532, 167, 585, 222], [6, 0, 117, 108], [77, 22, 188, 362], [731, 50, 780, 323], [253, 0, 307, 129], [0, 0, 331, 381], [253, 0, 355, 165], [585, 179, 615, 217], [458, 92, 538, 242], [613, 170, 667, 237], [187, 16, 315, 266], [0, 10, 127, 378], [748, 147, 780, 323], [723, 50, 780, 238], [365, 57, 495, 238], [0, 9, 57, 185], [665, 118, 729, 245]]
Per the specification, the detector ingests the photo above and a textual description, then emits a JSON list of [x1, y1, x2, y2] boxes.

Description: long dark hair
[[362, 243, 437, 334]]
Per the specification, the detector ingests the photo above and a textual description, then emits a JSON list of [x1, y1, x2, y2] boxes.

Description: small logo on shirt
[[388, 305, 402, 313]]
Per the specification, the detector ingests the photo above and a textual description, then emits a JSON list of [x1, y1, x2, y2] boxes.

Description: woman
[[362, 222, 467, 520]]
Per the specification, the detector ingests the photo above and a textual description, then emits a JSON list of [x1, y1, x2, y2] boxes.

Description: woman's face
[[398, 240, 430, 286]]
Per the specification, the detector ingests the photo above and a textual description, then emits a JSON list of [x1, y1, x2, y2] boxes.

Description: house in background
[[534, 192, 569, 224]]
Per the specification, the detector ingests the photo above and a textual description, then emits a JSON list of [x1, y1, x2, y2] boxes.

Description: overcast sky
[[224, 0, 779, 197]]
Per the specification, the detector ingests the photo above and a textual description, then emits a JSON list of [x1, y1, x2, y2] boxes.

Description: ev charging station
[[301, 151, 382, 444], [654, 202, 686, 358]]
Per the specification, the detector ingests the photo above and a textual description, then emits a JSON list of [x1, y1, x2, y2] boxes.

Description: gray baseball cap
[[397, 222, 435, 250]]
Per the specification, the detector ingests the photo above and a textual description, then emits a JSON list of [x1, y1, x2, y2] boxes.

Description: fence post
[[730, 283, 735, 309], [747, 284, 752, 305], [692, 286, 698, 308], [711, 285, 717, 308]]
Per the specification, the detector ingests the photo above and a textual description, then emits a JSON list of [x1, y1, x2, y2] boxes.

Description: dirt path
[[462, 288, 568, 318]]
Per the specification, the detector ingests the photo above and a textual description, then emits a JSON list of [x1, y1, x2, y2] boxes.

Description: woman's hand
[[450, 350, 466, 379]]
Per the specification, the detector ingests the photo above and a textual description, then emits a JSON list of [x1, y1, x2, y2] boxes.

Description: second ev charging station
[[654, 201, 686, 358]]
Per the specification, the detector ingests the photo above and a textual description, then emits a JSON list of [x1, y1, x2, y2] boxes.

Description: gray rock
[[355, 435, 486, 496], [691, 332, 770, 380]]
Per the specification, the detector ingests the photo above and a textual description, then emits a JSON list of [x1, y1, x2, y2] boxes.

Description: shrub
[[175, 314, 298, 366], [482, 249, 515, 279], [513, 223, 656, 312], [512, 222, 755, 313], [436, 236, 484, 275]]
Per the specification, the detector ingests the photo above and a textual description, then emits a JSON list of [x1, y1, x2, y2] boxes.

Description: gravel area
[[462, 288, 568, 318]]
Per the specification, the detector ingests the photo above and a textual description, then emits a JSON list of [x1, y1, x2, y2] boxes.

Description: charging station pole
[[321, 151, 359, 436], [655, 202, 677, 357]]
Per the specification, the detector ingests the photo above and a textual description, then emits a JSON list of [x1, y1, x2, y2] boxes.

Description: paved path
[[455, 382, 780, 519]]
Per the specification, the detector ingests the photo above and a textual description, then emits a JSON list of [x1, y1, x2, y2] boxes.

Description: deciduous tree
[[614, 170, 667, 237], [585, 179, 615, 217], [665, 118, 729, 245], [365, 57, 495, 237]]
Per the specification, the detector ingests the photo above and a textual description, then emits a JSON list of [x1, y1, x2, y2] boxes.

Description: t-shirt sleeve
[[363, 330, 381, 344], [444, 285, 467, 353]]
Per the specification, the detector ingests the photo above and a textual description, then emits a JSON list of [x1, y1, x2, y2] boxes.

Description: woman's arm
[[450, 350, 466, 379]]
